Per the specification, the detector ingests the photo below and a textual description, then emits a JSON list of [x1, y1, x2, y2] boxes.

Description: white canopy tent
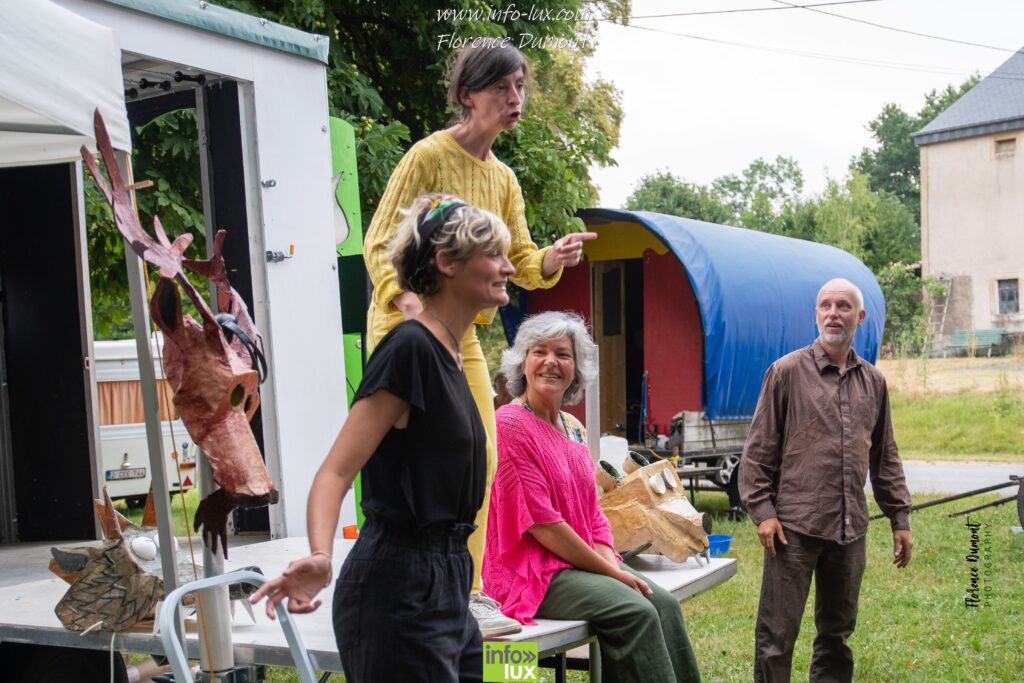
[[0, 0, 131, 545], [0, 0, 131, 166]]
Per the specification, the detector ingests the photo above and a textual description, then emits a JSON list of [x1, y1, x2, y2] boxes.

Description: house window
[[994, 137, 1017, 156], [998, 279, 1020, 315]]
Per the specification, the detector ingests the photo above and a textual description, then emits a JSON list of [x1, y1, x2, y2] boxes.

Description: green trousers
[[535, 562, 701, 683]]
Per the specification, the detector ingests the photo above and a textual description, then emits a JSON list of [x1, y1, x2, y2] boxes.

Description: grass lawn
[[890, 391, 1024, 459], [873, 355, 1024, 463], [120, 487, 199, 535], [685, 492, 1024, 682]]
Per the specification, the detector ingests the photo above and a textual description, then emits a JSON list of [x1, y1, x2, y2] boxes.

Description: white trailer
[[95, 338, 196, 505], [0, 1, 355, 677], [0, 0, 353, 546]]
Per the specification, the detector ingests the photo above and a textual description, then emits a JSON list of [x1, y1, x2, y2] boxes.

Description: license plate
[[106, 467, 147, 481]]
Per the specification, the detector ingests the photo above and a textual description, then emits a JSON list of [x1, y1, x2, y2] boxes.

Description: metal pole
[[70, 161, 105, 541], [869, 480, 1017, 520], [947, 495, 1017, 518], [120, 153, 180, 641], [585, 345, 601, 463], [194, 91, 236, 673], [0, 267, 17, 543], [196, 449, 234, 674]]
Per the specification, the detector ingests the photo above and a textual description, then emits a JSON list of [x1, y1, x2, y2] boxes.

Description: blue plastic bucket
[[707, 534, 733, 557]]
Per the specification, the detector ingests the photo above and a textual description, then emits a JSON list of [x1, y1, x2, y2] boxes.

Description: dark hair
[[446, 43, 529, 123]]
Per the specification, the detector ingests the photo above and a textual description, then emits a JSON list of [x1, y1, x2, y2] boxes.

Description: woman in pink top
[[483, 312, 701, 683]]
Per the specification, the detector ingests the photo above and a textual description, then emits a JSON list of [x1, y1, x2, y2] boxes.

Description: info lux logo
[[483, 642, 539, 682]]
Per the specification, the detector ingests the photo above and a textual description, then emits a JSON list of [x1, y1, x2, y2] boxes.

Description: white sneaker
[[469, 592, 522, 637]]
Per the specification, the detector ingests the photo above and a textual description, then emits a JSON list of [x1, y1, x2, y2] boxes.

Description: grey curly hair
[[500, 311, 598, 406]]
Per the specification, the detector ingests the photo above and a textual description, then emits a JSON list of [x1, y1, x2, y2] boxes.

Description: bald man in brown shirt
[[740, 278, 912, 683]]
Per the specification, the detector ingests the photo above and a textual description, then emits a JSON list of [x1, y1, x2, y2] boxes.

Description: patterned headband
[[409, 195, 467, 283]]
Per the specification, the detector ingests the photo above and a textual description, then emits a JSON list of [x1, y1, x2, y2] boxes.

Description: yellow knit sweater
[[364, 130, 562, 325]]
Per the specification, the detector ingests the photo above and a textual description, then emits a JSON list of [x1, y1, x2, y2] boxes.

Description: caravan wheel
[[715, 452, 741, 486], [725, 462, 746, 514], [1017, 478, 1024, 528]]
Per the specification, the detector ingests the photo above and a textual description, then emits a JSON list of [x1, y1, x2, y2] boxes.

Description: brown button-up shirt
[[740, 340, 911, 543]]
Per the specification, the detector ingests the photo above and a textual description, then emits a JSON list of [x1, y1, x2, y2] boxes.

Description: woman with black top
[[251, 193, 514, 682]]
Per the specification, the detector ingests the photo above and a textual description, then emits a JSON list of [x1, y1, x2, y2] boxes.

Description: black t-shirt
[[353, 320, 486, 530]]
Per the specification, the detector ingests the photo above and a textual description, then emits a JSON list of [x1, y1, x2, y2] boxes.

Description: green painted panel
[[331, 117, 366, 527], [342, 334, 364, 405], [330, 117, 363, 257]]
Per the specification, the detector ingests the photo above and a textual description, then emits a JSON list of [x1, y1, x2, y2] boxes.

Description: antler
[[80, 109, 193, 279], [183, 229, 230, 290]]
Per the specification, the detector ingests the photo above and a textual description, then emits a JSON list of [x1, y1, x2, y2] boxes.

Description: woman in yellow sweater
[[364, 43, 595, 636]]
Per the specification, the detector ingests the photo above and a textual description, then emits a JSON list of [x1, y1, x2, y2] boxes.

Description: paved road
[[868, 459, 1022, 495]]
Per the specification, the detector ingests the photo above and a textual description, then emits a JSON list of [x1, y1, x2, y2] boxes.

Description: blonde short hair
[[386, 193, 511, 296]]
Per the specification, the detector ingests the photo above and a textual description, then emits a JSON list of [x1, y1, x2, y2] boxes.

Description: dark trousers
[[332, 518, 482, 683], [536, 562, 701, 683], [754, 530, 866, 683]]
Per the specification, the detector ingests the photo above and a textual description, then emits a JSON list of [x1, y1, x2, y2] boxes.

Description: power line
[[602, 20, 1024, 81], [769, 0, 1020, 53], [626, 0, 881, 20]]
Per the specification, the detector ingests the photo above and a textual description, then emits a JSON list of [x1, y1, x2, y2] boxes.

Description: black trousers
[[332, 518, 482, 682], [754, 530, 867, 683]]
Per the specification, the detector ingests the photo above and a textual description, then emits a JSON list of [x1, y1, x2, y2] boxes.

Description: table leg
[[555, 652, 566, 683], [589, 640, 601, 683]]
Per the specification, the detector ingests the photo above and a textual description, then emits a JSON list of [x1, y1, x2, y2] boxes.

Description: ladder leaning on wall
[[927, 276, 953, 355]]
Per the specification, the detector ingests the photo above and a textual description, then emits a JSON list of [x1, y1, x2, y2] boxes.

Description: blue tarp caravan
[[502, 208, 884, 438]]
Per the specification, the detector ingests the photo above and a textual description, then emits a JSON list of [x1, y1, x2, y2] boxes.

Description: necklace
[[517, 397, 572, 439], [422, 308, 464, 370]]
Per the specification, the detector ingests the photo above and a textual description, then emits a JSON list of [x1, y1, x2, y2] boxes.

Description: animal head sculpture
[[598, 459, 710, 563], [50, 488, 262, 632], [82, 110, 277, 558], [50, 489, 176, 631]]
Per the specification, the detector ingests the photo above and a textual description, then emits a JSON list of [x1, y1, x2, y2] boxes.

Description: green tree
[[851, 76, 979, 222], [875, 262, 943, 354], [810, 171, 918, 271], [812, 172, 877, 261], [860, 189, 919, 272], [85, 110, 206, 338], [711, 156, 804, 233], [529, 47, 623, 153], [88, 1, 628, 335], [624, 170, 731, 224], [496, 109, 615, 245], [219, 0, 628, 237]]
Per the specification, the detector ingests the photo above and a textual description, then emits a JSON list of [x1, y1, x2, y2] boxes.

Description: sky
[[583, 0, 1024, 207]]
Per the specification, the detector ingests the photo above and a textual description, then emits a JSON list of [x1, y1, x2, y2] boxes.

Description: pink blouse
[[482, 403, 618, 624]]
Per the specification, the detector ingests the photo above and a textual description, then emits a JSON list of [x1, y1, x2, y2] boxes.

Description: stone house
[[913, 50, 1024, 350]]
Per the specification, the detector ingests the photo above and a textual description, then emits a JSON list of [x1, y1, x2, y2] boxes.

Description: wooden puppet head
[[598, 460, 710, 563], [81, 110, 276, 558]]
